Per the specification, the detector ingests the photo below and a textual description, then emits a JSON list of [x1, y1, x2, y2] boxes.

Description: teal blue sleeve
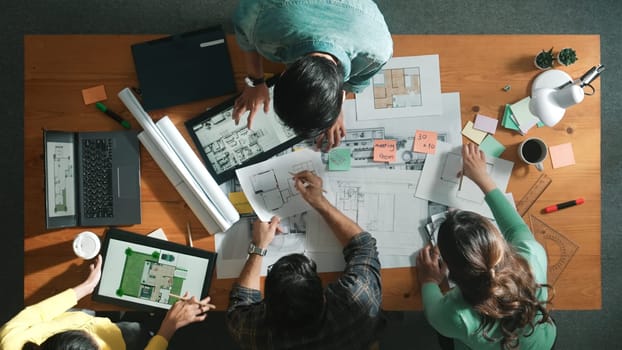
[[232, 0, 258, 51], [485, 188, 534, 244], [421, 283, 466, 338]]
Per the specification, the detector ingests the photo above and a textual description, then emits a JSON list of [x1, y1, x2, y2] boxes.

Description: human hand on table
[[232, 84, 270, 129], [252, 216, 282, 249], [460, 143, 496, 194]]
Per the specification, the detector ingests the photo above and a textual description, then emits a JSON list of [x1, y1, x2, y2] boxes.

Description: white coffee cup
[[73, 231, 101, 259], [518, 137, 548, 171]]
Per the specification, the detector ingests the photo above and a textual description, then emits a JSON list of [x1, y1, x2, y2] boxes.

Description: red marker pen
[[544, 198, 585, 213]]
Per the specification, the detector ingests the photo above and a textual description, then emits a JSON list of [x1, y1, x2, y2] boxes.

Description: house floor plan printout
[[355, 55, 442, 120], [416, 141, 514, 218], [235, 148, 325, 222]]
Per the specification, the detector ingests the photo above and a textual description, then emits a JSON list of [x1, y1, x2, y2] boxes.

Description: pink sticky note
[[473, 114, 499, 134], [82, 85, 107, 105], [549, 143, 576, 168], [373, 139, 397, 163], [413, 130, 438, 154]]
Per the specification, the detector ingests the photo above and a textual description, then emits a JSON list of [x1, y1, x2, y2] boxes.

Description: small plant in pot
[[534, 48, 554, 69], [557, 47, 578, 66]]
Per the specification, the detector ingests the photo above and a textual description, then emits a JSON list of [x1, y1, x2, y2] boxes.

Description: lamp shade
[[529, 70, 585, 127]]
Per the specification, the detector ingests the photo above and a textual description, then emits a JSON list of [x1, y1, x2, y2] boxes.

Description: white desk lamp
[[529, 65, 605, 126]]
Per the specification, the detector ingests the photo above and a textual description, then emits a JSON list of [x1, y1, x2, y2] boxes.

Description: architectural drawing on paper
[[334, 183, 395, 232], [318, 127, 447, 170], [250, 161, 314, 211], [373, 67, 422, 109]]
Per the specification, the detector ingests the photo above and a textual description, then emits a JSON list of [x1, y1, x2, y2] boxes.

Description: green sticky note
[[479, 135, 506, 158], [501, 104, 520, 131], [328, 147, 351, 171]]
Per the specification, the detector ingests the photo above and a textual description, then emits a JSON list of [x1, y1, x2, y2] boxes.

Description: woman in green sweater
[[417, 143, 557, 349]]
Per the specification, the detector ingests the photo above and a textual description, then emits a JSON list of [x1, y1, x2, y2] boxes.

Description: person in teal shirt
[[417, 143, 557, 349], [231, 0, 393, 150]]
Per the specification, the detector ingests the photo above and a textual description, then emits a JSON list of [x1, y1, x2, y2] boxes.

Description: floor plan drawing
[[326, 169, 429, 258], [355, 55, 442, 120], [116, 247, 187, 306], [373, 67, 422, 109], [46, 141, 76, 217], [236, 148, 325, 221]]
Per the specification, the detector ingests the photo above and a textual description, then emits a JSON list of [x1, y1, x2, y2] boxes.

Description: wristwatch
[[248, 242, 267, 256], [244, 75, 265, 88]]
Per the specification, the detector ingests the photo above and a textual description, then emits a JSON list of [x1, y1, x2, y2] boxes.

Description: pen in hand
[[168, 293, 214, 308], [289, 172, 328, 193]]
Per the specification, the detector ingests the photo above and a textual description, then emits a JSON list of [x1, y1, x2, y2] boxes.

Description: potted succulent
[[534, 48, 554, 70], [557, 47, 578, 66]]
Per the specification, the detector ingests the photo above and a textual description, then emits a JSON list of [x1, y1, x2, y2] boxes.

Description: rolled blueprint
[[118, 87, 239, 233]]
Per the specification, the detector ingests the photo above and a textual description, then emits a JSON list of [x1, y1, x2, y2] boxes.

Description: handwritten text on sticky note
[[373, 139, 397, 163], [413, 130, 438, 154]]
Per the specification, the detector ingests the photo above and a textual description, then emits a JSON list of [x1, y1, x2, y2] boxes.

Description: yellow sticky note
[[228, 192, 253, 214], [81, 85, 107, 105], [413, 130, 438, 154], [373, 139, 397, 163], [462, 121, 488, 144]]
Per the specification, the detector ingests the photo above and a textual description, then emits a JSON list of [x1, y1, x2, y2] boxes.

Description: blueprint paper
[[235, 148, 326, 221], [324, 169, 429, 256], [355, 55, 442, 120], [416, 141, 514, 218], [340, 92, 463, 170]]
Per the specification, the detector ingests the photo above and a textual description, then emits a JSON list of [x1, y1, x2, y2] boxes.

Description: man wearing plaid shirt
[[226, 171, 384, 350]]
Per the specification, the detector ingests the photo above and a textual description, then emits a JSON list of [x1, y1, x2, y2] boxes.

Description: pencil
[[458, 171, 464, 191], [169, 293, 212, 308], [186, 222, 193, 248], [289, 172, 328, 193]]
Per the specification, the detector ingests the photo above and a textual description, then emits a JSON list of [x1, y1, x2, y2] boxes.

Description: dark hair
[[22, 330, 99, 350], [437, 210, 553, 350], [264, 253, 325, 332], [273, 55, 344, 139]]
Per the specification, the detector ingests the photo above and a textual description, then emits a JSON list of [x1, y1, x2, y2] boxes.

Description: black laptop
[[131, 25, 236, 111], [44, 130, 141, 229]]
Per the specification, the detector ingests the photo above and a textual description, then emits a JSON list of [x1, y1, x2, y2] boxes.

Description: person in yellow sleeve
[[0, 255, 215, 350]]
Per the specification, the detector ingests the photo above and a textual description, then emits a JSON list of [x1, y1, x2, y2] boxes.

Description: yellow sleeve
[[144, 334, 169, 350], [0, 289, 78, 350]]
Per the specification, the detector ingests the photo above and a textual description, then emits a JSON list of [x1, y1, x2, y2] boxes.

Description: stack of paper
[[462, 113, 506, 157], [502, 98, 544, 134]]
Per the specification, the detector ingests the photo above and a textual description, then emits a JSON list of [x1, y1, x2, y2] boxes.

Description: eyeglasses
[[267, 263, 274, 273]]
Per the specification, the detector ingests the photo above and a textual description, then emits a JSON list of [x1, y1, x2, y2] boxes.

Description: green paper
[[501, 104, 521, 131], [328, 147, 351, 171], [479, 134, 506, 158]]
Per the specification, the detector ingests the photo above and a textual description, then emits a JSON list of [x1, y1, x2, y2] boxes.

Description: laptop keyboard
[[82, 138, 114, 218]]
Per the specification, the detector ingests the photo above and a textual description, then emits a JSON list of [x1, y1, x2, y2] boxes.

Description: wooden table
[[24, 34, 601, 311]]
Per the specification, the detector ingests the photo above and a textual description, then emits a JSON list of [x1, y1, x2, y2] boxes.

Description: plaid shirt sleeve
[[335, 231, 382, 314], [226, 283, 266, 350]]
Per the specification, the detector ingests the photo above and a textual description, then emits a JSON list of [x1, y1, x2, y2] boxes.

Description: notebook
[[44, 130, 141, 229], [131, 25, 236, 111]]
